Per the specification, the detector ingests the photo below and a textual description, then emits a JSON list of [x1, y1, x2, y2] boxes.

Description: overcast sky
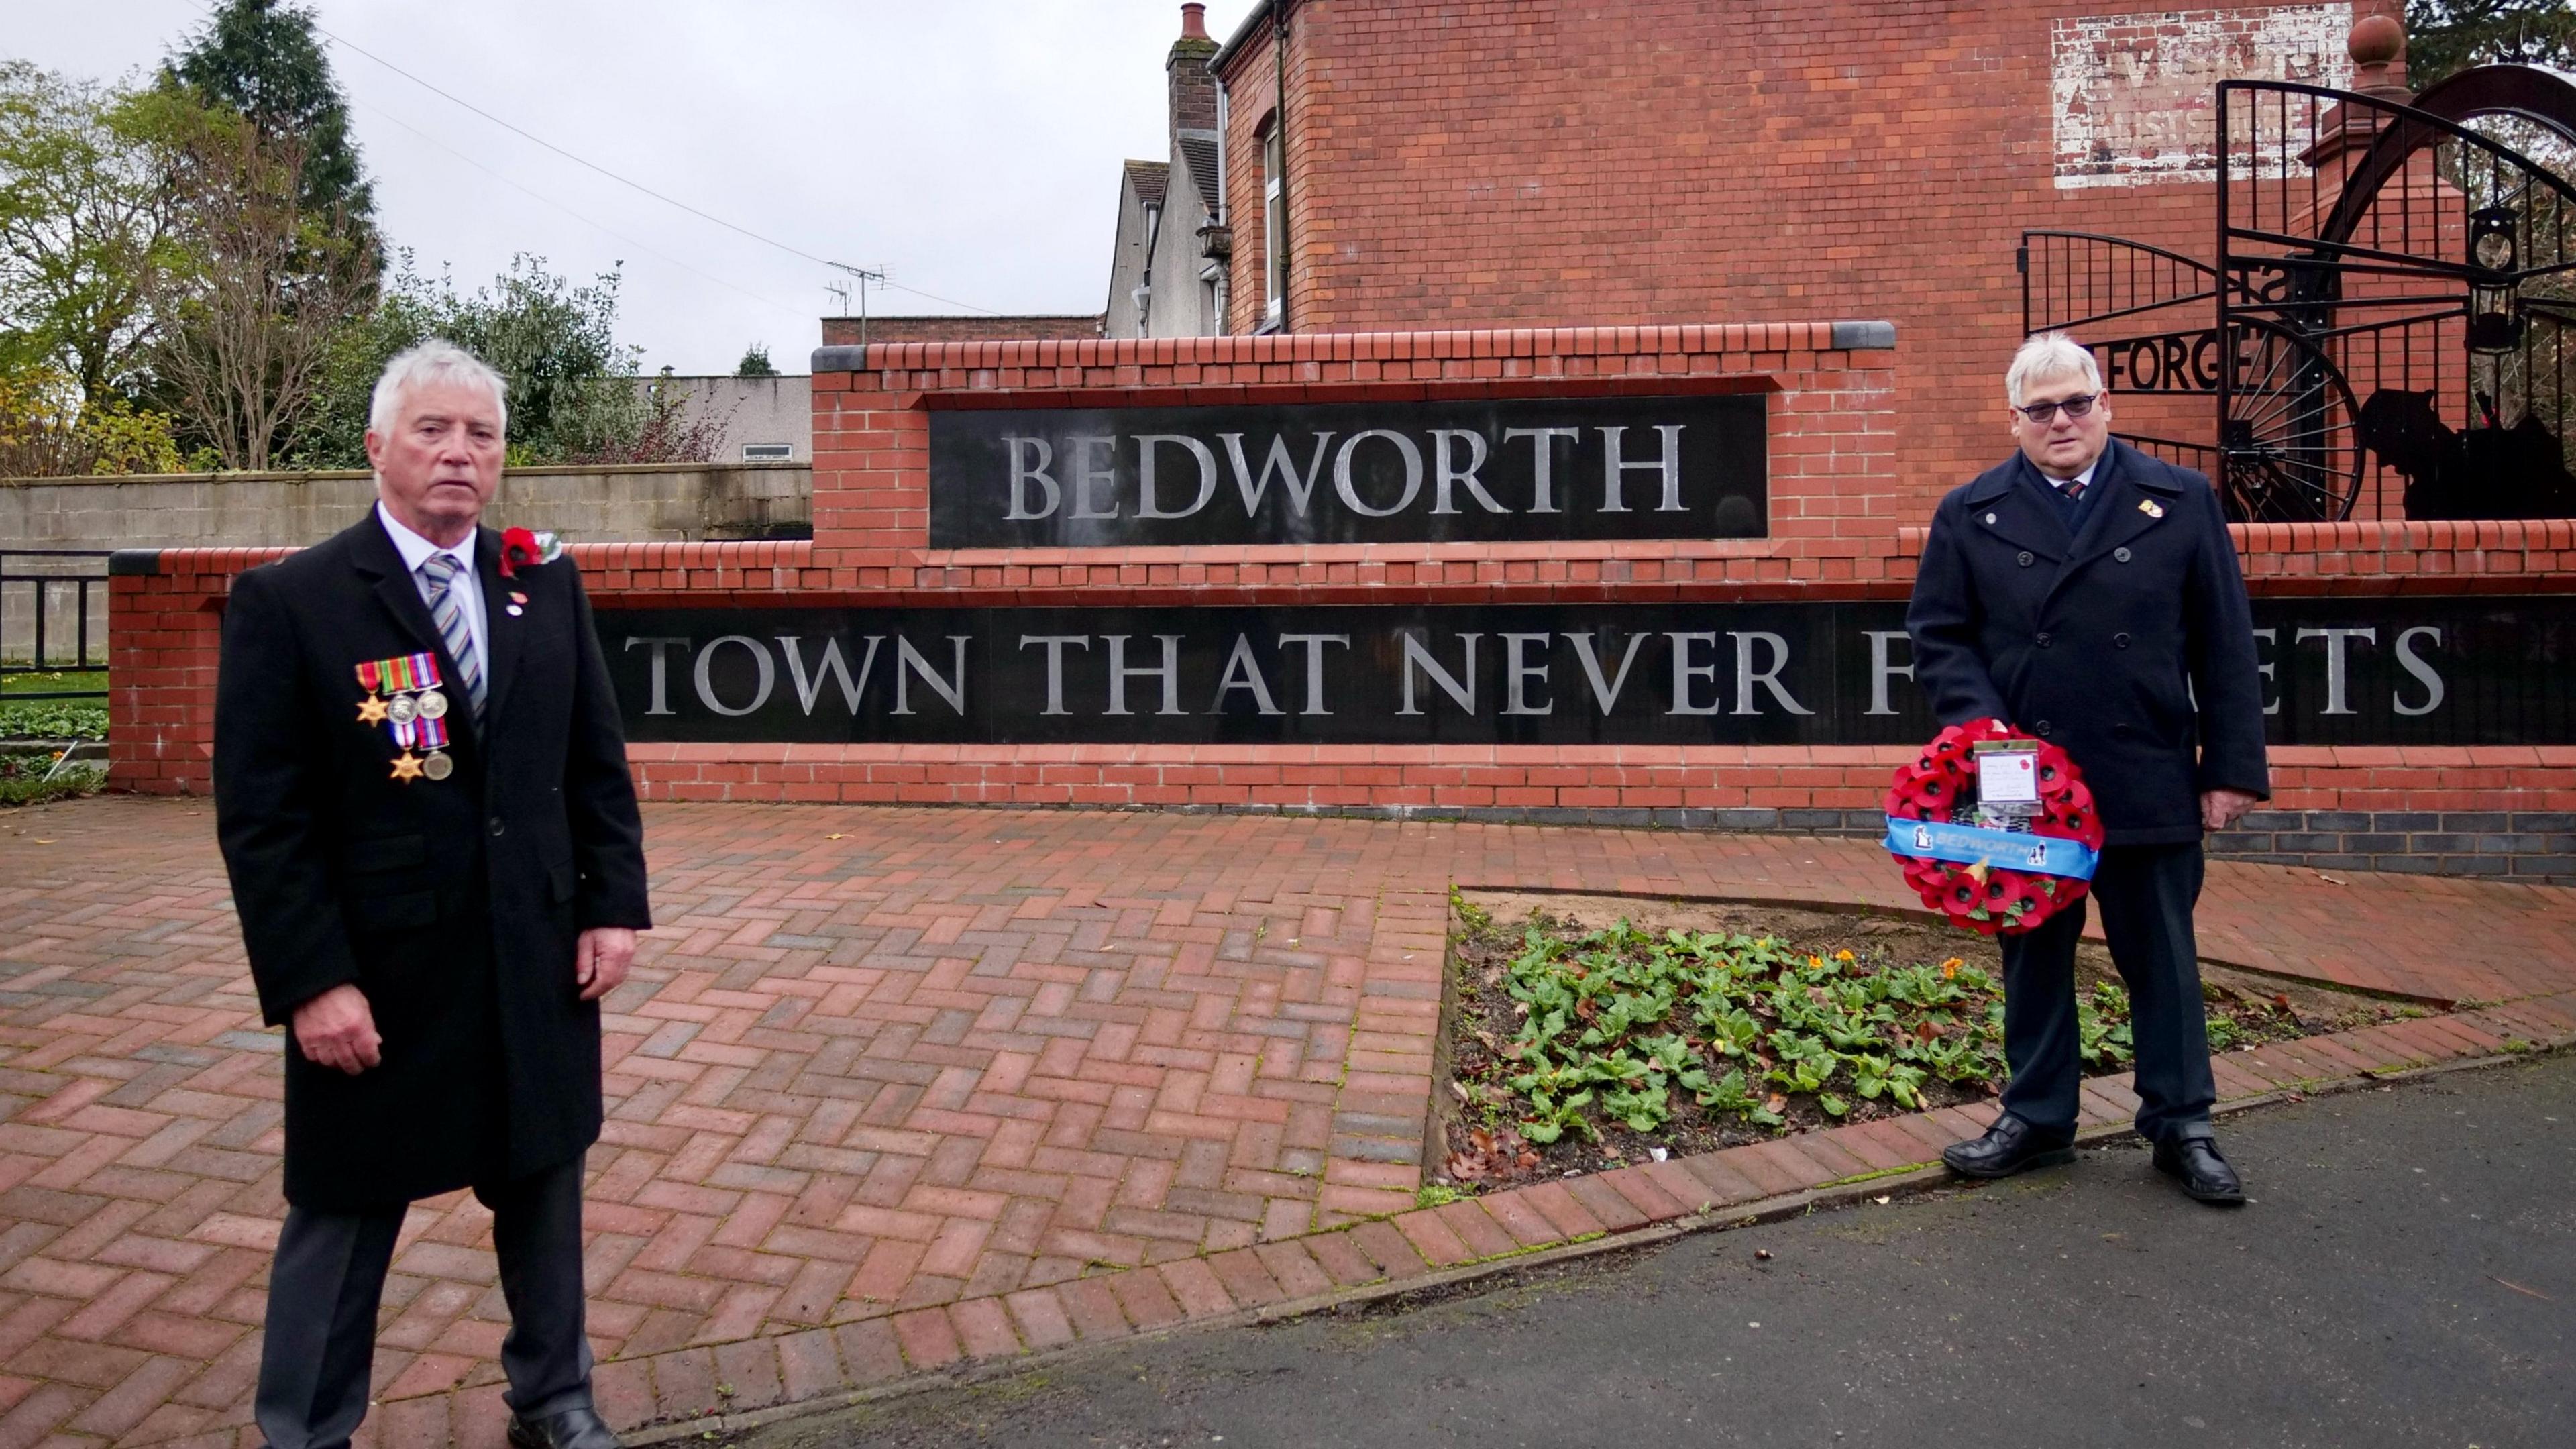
[[11, 1, 1258, 374]]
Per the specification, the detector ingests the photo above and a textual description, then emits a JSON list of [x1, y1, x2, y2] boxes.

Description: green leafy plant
[[1519, 1088, 1598, 1145]]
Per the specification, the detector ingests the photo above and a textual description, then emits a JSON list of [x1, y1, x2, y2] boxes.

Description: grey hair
[[2006, 331, 2102, 406], [368, 339, 509, 439]]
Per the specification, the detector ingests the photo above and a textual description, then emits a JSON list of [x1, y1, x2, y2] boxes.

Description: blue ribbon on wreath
[[1883, 816, 2099, 881]]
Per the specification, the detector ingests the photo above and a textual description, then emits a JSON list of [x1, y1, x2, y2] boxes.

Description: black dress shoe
[[2153, 1136, 2247, 1205], [1941, 1114, 2077, 1179], [508, 1406, 622, 1449]]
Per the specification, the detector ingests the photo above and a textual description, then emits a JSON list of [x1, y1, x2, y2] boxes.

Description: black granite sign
[[924, 394, 1768, 547], [600, 596, 2575, 747]]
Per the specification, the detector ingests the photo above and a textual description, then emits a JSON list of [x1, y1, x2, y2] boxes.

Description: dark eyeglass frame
[[2014, 393, 2100, 424]]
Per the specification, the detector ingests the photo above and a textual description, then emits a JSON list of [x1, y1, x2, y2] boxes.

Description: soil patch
[[1433, 890, 2435, 1193]]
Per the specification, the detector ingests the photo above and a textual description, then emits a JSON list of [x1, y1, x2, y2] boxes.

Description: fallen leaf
[[1764, 1093, 1788, 1114], [1873, 1195, 1892, 1205]]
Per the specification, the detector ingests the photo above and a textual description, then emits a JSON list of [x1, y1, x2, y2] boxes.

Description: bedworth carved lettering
[[925, 394, 1768, 547]]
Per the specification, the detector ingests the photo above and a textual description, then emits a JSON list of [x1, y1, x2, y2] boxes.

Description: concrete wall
[[3, 460, 809, 662], [657, 376, 813, 461]]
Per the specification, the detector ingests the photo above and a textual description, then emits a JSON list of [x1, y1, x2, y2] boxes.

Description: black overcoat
[[214, 511, 649, 1211], [1904, 439, 2271, 846]]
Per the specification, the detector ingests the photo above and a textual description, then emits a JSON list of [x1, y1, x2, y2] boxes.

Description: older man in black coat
[[215, 341, 649, 1449], [1906, 330, 2269, 1205]]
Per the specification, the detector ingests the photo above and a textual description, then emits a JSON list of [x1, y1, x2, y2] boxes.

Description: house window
[[743, 443, 793, 461], [1262, 119, 1285, 328]]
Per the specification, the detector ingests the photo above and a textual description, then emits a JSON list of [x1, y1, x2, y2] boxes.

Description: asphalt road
[[755, 1053, 2575, 1449]]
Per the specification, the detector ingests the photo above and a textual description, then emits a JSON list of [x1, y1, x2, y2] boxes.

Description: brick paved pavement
[[2, 798, 2572, 1449]]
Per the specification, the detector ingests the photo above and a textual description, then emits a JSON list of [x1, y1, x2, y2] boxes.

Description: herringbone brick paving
[[1, 798, 2571, 1449]]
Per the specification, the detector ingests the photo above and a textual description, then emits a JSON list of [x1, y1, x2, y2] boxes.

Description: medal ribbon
[[1883, 816, 2099, 881], [416, 716, 449, 751], [406, 651, 444, 689], [356, 659, 382, 694]]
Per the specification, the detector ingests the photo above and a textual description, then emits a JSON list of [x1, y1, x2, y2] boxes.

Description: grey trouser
[[255, 1156, 593, 1449]]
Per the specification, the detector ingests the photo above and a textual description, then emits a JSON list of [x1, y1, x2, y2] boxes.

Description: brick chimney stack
[[1169, 3, 1219, 136]]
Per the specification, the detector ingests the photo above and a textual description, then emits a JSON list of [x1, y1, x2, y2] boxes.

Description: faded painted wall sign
[[2053, 4, 2353, 189]]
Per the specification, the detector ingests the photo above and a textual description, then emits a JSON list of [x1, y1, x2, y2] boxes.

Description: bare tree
[[150, 108, 371, 470]]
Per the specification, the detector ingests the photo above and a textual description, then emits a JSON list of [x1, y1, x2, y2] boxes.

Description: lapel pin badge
[[1984, 512, 1997, 525], [2139, 498, 2165, 518], [506, 590, 528, 617]]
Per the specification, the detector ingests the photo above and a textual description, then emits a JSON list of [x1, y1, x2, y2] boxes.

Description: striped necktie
[[2061, 475, 2088, 503], [418, 553, 486, 720]]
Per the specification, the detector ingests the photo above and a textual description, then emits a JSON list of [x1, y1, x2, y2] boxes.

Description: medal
[[416, 714, 455, 780], [358, 651, 449, 780]]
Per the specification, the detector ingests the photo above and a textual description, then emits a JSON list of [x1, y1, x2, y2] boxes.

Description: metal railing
[[1, 549, 111, 700]]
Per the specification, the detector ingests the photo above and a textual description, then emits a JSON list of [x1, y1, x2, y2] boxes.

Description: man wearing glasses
[[1905, 331, 2271, 1206]]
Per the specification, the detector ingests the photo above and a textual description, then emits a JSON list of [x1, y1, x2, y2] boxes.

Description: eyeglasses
[[2015, 394, 2099, 424]]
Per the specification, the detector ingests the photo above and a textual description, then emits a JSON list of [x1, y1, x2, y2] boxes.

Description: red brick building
[[1199, 0, 2387, 488]]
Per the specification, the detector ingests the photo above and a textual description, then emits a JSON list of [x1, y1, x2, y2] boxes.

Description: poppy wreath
[[1884, 717, 2106, 936]]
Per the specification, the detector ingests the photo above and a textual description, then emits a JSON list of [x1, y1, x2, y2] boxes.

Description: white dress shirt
[[2043, 461, 2098, 492], [376, 500, 488, 685]]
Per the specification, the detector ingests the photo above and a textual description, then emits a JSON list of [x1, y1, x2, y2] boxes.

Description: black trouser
[[255, 1156, 593, 1449], [1996, 841, 2217, 1146]]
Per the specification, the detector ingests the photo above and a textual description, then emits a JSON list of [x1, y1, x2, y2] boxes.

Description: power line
[[313, 23, 1004, 316], [347, 95, 818, 325]]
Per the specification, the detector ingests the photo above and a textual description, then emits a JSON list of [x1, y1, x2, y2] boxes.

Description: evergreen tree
[[2406, 1, 2576, 87], [735, 343, 777, 377], [163, 0, 377, 272]]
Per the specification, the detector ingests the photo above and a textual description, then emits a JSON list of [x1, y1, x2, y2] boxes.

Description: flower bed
[[1435, 892, 2428, 1189]]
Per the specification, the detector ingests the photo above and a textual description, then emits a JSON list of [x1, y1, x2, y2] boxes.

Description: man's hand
[[292, 983, 382, 1075], [2201, 788, 2261, 832], [576, 926, 637, 1001]]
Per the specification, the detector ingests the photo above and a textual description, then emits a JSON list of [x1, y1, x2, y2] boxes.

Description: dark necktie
[[2061, 476, 2088, 504]]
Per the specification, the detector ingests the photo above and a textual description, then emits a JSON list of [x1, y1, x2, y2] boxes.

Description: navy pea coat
[[1904, 439, 2270, 846], [213, 511, 650, 1211]]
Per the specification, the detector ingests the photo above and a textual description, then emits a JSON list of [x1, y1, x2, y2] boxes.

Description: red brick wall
[[103, 323, 2575, 878], [809, 322, 1900, 582], [1214, 0, 2400, 505]]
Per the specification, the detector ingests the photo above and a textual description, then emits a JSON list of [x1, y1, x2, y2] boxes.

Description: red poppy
[[1886, 720, 2093, 937], [500, 527, 547, 578]]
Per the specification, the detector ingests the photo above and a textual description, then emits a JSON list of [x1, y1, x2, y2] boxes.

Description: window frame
[[1261, 119, 1285, 329]]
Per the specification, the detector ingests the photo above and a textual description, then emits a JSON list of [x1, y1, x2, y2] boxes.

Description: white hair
[[2006, 331, 2103, 406], [368, 339, 508, 439]]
